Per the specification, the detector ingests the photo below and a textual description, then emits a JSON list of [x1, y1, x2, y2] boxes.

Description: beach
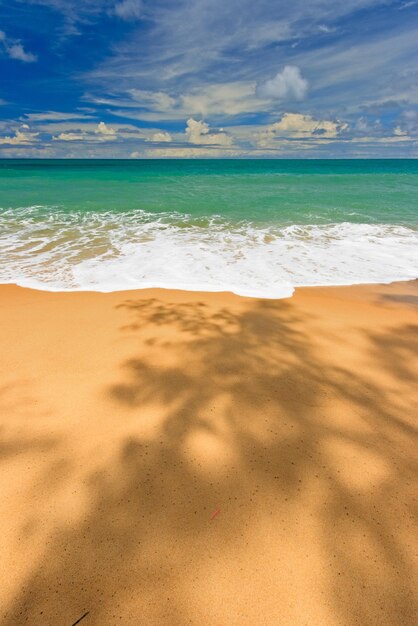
[[2, 0, 418, 622], [0, 280, 417, 626]]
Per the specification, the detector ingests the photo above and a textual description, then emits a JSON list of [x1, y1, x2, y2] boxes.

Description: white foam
[[0, 207, 417, 298]]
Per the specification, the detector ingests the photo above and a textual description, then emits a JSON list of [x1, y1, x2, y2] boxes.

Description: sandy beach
[[0, 281, 417, 626]]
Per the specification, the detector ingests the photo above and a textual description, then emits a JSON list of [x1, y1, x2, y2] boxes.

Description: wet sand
[[0, 281, 417, 625]]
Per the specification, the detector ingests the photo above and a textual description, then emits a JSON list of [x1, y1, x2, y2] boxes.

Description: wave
[[0, 206, 417, 298]]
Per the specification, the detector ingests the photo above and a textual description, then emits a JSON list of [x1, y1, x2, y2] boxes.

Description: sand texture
[[0, 281, 417, 625]]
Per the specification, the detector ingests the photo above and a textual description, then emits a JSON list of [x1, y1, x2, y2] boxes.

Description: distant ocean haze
[[0, 159, 417, 298]]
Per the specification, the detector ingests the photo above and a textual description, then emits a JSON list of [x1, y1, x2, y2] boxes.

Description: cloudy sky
[[1, 0, 418, 157]]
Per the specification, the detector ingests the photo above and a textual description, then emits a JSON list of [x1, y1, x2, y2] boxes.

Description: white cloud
[[83, 0, 392, 99], [96, 81, 272, 122], [114, 0, 143, 20], [95, 121, 117, 137], [292, 27, 418, 111], [185, 118, 233, 146], [399, 110, 418, 135], [7, 44, 37, 63], [128, 89, 177, 112], [394, 125, 408, 136], [99, 76, 308, 126], [318, 24, 336, 33], [0, 127, 39, 145], [23, 111, 95, 122], [256, 66, 308, 101], [140, 146, 243, 158], [399, 1, 418, 9], [181, 82, 261, 117], [352, 133, 414, 143], [53, 122, 117, 142], [274, 112, 346, 137], [355, 117, 371, 132], [53, 132, 86, 141], [0, 31, 37, 63], [130, 91, 167, 109], [257, 112, 347, 147], [148, 131, 172, 143]]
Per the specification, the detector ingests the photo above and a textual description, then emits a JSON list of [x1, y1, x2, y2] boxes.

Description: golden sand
[[0, 281, 417, 625]]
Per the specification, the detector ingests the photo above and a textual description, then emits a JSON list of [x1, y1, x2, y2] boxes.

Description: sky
[[1, 0, 418, 157]]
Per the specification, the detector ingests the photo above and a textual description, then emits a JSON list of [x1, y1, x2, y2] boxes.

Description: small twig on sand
[[71, 611, 89, 626]]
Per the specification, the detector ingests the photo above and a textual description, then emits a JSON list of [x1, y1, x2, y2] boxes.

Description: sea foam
[[0, 206, 417, 298]]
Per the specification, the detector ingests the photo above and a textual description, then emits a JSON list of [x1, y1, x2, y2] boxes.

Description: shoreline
[[1, 274, 418, 299], [0, 280, 417, 625]]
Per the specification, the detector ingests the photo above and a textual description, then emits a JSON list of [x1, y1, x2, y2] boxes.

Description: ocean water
[[0, 159, 417, 298]]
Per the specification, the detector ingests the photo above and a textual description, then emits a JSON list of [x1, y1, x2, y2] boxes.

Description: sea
[[0, 158, 417, 298]]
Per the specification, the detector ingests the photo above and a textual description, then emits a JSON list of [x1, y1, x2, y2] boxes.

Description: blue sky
[[1, 0, 418, 157]]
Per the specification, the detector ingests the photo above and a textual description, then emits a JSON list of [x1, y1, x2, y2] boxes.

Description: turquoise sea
[[0, 159, 417, 297]]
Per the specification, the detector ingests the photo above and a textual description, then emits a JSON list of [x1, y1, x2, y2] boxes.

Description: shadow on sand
[[2, 295, 418, 625]]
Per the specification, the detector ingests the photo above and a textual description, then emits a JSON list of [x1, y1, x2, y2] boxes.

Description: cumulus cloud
[[148, 131, 172, 143], [95, 121, 117, 137], [185, 118, 233, 146], [53, 122, 117, 142], [394, 125, 408, 136], [256, 66, 308, 101], [0, 31, 37, 63], [257, 112, 347, 147], [113, 0, 143, 20], [273, 112, 346, 137], [0, 127, 39, 145], [7, 44, 37, 63]]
